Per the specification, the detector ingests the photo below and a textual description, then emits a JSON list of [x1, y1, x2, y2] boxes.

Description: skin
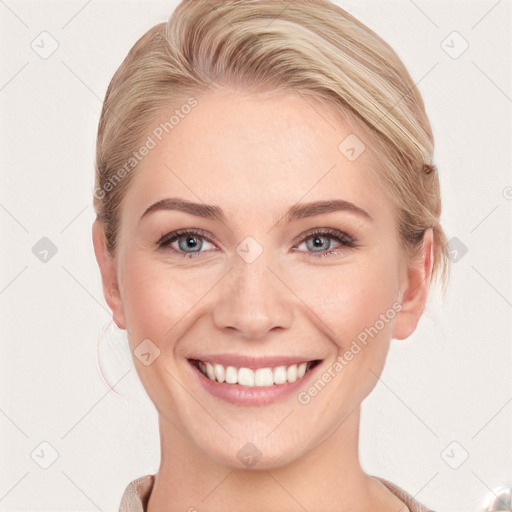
[[93, 90, 433, 512]]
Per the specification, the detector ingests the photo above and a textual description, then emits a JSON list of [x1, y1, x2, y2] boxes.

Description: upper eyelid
[[157, 228, 216, 246], [293, 227, 355, 245]]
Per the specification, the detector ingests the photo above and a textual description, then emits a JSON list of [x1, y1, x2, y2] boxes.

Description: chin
[[202, 438, 305, 471]]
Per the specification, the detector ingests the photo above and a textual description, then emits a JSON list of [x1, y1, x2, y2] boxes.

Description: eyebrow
[[140, 197, 372, 224]]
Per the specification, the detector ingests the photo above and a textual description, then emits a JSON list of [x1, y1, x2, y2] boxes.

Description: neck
[[147, 407, 389, 512]]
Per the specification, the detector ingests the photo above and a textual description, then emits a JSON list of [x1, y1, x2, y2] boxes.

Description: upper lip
[[188, 354, 322, 369]]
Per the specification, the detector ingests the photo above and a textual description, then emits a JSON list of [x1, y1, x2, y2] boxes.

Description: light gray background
[[1, 0, 511, 510]]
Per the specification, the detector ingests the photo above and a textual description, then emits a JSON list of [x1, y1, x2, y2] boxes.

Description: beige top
[[119, 473, 436, 511]]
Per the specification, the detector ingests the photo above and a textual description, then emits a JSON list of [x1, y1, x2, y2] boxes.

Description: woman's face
[[94, 90, 430, 469]]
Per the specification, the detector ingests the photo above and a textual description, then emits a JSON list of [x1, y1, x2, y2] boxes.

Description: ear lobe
[[92, 220, 126, 330], [392, 228, 434, 341]]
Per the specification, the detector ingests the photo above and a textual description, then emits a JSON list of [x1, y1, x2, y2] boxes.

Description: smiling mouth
[[190, 359, 321, 387]]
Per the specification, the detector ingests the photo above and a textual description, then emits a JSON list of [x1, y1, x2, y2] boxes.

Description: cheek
[[304, 253, 400, 349], [118, 254, 203, 344]]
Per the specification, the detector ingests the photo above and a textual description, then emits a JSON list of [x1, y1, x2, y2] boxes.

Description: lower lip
[[188, 360, 320, 406]]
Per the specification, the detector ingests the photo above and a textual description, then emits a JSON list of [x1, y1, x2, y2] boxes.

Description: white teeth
[[297, 362, 307, 379], [238, 367, 254, 386], [196, 360, 315, 386], [254, 368, 273, 386], [286, 364, 297, 383], [214, 363, 225, 383], [273, 366, 287, 384], [225, 365, 238, 384], [206, 362, 215, 380]]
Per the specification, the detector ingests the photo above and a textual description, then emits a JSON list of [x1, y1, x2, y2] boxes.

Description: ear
[[392, 228, 434, 341], [92, 220, 126, 330]]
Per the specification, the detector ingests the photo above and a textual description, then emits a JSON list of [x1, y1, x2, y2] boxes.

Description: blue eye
[[156, 228, 357, 258], [294, 228, 357, 258], [156, 229, 217, 258]]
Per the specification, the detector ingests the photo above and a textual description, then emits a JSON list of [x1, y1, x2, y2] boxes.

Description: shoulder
[[119, 474, 155, 512], [117, 472, 437, 512], [372, 475, 437, 512]]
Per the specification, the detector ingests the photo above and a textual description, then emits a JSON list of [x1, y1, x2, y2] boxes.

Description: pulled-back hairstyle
[[94, 0, 450, 296]]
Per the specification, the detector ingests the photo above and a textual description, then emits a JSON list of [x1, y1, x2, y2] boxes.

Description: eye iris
[[308, 235, 330, 252], [179, 235, 202, 252]]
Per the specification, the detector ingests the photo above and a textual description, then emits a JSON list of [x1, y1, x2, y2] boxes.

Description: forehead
[[120, 90, 392, 228]]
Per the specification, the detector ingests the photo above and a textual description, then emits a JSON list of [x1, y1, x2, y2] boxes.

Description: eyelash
[[156, 228, 357, 259]]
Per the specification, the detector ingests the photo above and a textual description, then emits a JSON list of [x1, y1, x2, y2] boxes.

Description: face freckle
[[112, 89, 408, 470]]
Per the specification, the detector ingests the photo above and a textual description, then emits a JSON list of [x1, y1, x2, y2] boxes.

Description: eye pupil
[[179, 235, 202, 252], [308, 236, 330, 252]]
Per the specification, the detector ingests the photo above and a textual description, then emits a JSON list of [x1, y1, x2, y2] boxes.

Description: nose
[[212, 252, 294, 340]]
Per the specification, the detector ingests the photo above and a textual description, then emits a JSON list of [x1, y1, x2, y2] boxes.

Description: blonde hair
[[94, 0, 450, 296]]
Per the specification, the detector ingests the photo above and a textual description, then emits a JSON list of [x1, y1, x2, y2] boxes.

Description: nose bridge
[[212, 245, 293, 339]]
